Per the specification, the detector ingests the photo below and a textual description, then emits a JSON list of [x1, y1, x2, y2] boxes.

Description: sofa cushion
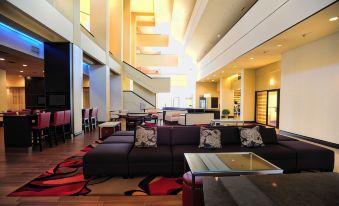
[[128, 146, 172, 163], [171, 126, 200, 145], [157, 126, 172, 145], [135, 126, 157, 148], [199, 127, 221, 149], [279, 141, 334, 171], [172, 145, 216, 162], [259, 127, 278, 144], [239, 126, 264, 148], [102, 135, 134, 144], [112, 130, 134, 136]]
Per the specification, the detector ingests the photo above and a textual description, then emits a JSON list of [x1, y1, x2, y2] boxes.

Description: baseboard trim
[[73, 131, 83, 137], [279, 130, 339, 149]]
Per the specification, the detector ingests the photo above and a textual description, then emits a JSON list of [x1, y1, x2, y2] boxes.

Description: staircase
[[123, 90, 155, 113], [123, 61, 171, 93]]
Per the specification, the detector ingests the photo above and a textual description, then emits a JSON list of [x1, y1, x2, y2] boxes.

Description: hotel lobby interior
[[0, 0, 338, 205]]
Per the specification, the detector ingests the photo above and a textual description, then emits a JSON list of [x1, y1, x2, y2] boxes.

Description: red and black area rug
[[8, 143, 183, 197]]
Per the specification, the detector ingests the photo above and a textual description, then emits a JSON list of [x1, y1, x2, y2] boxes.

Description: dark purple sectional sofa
[[83, 126, 334, 178]]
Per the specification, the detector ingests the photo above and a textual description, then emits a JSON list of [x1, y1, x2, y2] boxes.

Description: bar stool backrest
[[64, 110, 71, 124], [38, 112, 51, 129], [82, 109, 90, 119], [92, 108, 98, 119], [52, 111, 65, 126]]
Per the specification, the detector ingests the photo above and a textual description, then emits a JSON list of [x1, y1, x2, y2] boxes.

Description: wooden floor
[[0, 127, 182, 206]]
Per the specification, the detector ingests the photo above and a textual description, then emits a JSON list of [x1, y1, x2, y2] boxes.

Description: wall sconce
[[269, 78, 275, 86]]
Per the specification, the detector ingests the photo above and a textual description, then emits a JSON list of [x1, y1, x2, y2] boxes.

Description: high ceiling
[[198, 1, 339, 82], [0, 45, 44, 77], [186, 0, 257, 62]]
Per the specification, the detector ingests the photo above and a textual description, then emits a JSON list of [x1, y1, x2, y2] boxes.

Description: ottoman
[[83, 143, 132, 178], [112, 130, 135, 136], [182, 172, 204, 206], [102, 135, 135, 144]]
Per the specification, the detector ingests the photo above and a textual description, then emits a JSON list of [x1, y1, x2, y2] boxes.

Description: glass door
[[255, 90, 280, 127], [267, 90, 279, 127]]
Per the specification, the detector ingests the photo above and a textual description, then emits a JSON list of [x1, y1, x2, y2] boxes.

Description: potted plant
[[221, 109, 230, 118]]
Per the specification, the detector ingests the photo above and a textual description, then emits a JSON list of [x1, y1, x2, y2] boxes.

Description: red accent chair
[[90, 108, 98, 130], [32, 112, 51, 151], [50, 111, 65, 145], [63, 110, 71, 137], [182, 172, 204, 206], [82, 109, 90, 132]]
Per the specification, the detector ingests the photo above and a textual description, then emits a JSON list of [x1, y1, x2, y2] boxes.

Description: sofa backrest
[[259, 127, 278, 144], [206, 126, 240, 145], [156, 126, 172, 145], [171, 126, 200, 145]]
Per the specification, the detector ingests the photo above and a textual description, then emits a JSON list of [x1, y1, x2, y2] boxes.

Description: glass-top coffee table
[[184, 152, 283, 205]]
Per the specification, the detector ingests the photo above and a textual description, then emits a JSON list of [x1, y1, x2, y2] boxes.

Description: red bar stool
[[82, 109, 90, 132], [32, 112, 51, 151], [50, 111, 65, 145], [182, 172, 204, 206], [63, 110, 71, 138], [90, 108, 98, 130]]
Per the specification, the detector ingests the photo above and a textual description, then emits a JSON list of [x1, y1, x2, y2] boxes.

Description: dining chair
[[50, 111, 65, 145]]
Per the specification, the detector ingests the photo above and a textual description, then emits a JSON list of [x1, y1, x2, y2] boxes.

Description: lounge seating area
[[83, 126, 334, 178]]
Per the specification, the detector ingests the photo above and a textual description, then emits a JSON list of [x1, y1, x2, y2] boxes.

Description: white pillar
[[240, 69, 255, 121], [71, 44, 83, 135], [110, 74, 123, 111], [89, 65, 110, 121]]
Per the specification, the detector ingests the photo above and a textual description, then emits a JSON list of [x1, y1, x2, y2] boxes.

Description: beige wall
[[196, 82, 219, 109], [280, 32, 339, 144], [0, 69, 7, 112], [255, 61, 281, 91], [6, 74, 25, 87]]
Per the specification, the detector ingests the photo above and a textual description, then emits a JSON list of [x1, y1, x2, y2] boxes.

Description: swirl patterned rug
[[8, 143, 183, 196]]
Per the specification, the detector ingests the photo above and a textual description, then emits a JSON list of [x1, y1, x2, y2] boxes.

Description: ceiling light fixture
[[23, 64, 27, 67], [222, 71, 224, 73], [212, 80, 215, 82], [20, 70, 23, 73], [329, 16, 338, 22], [217, 34, 221, 38], [18, 75, 22, 77], [0, 58, 5, 61], [277, 44, 283, 47], [250, 57, 255, 60]]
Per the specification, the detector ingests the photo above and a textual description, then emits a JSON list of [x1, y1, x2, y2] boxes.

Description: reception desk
[[3, 115, 34, 147]]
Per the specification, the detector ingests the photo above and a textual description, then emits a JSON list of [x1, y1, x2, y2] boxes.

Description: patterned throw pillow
[[199, 127, 222, 149], [135, 126, 157, 148], [239, 126, 265, 148]]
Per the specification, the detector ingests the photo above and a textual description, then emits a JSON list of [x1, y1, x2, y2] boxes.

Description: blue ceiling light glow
[[0, 22, 43, 46]]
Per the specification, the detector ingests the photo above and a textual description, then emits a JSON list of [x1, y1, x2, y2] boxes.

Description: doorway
[[255, 89, 280, 127]]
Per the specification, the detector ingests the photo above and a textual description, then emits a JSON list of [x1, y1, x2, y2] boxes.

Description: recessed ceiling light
[[250, 57, 255, 60], [20, 70, 24, 73], [222, 71, 224, 73], [329, 16, 338, 22], [212, 80, 215, 82], [18, 75, 22, 77], [23, 64, 27, 67], [217, 34, 221, 38], [0, 58, 5, 61], [277, 44, 283, 47]]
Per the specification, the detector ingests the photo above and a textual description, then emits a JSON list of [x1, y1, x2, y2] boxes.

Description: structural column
[[240, 69, 255, 121], [219, 77, 234, 117]]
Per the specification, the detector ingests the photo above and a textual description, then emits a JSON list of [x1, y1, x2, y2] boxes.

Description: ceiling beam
[[136, 34, 169, 47], [183, 0, 208, 46]]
